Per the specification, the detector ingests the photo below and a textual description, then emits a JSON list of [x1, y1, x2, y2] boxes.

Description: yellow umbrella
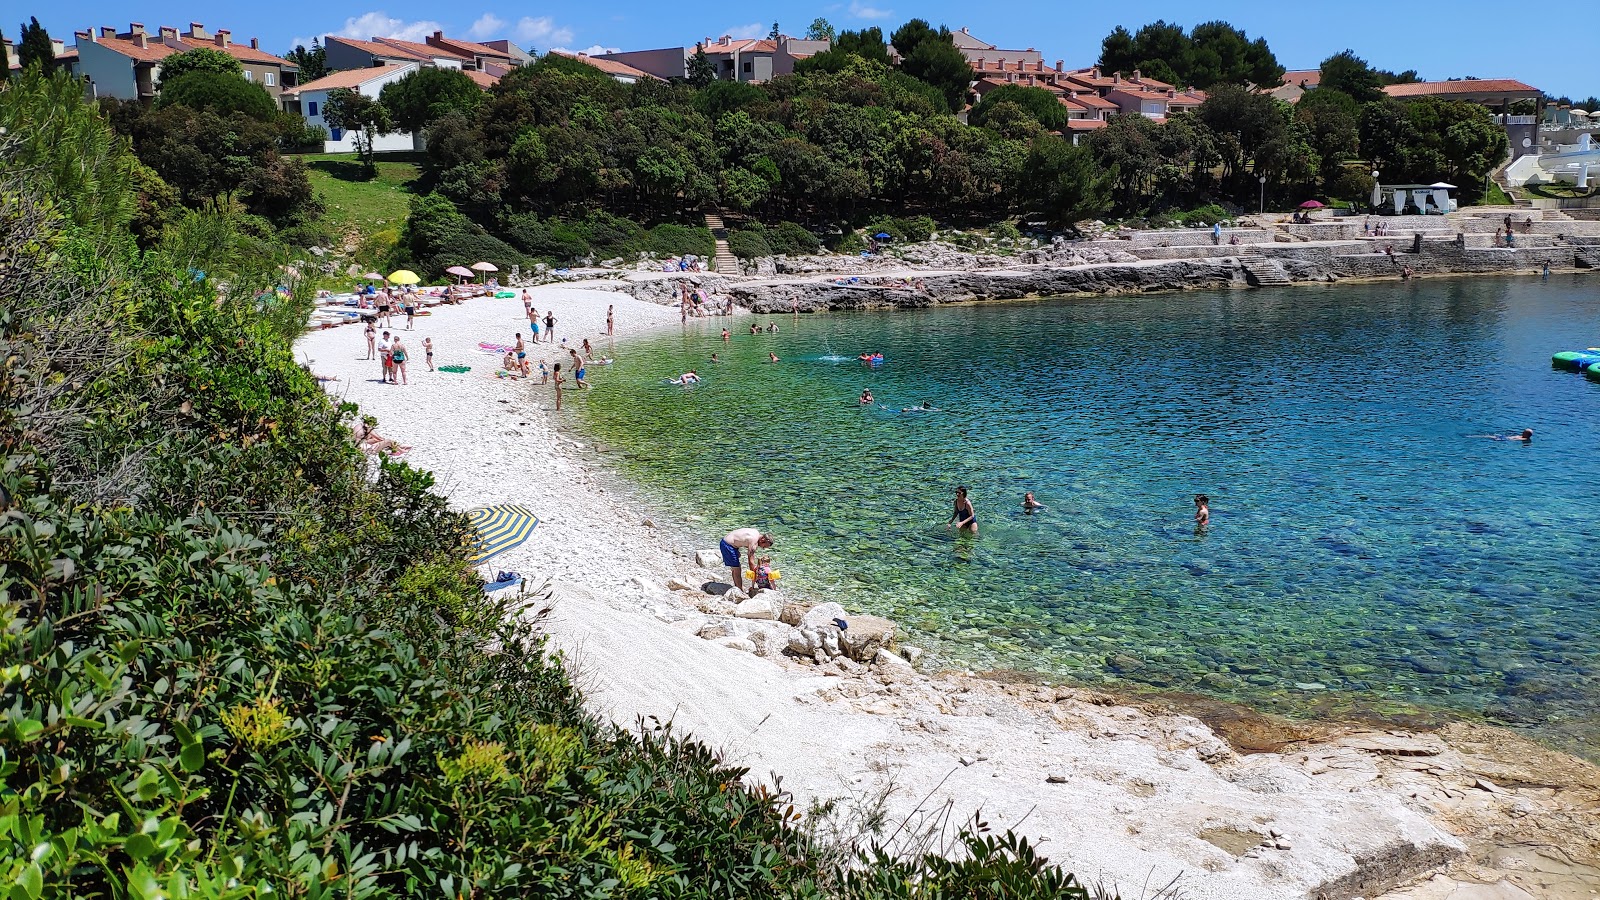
[[387, 270, 421, 285], [465, 504, 540, 565]]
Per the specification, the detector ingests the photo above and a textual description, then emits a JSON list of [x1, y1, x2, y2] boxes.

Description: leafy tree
[[322, 88, 392, 177], [0, 28, 9, 82], [769, 21, 781, 40], [1319, 50, 1384, 103], [380, 67, 484, 133], [1098, 26, 1137, 76], [834, 27, 891, 65], [0, 70, 137, 235], [969, 85, 1068, 132], [284, 38, 328, 81], [240, 152, 324, 225], [1580, 96, 1600, 112], [686, 45, 716, 87], [17, 16, 53, 73], [1126, 20, 1189, 82], [155, 47, 243, 89], [805, 17, 836, 42], [158, 70, 279, 120], [892, 21, 973, 113], [1023, 134, 1113, 225], [1188, 21, 1283, 88], [1296, 86, 1361, 181]]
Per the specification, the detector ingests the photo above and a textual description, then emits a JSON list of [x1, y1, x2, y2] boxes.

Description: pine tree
[[18, 17, 54, 74], [0, 29, 11, 82]]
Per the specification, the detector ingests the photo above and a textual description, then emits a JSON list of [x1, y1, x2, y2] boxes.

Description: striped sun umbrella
[[465, 504, 540, 564]]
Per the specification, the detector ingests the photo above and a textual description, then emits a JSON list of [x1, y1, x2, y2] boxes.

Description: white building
[[283, 64, 420, 154]]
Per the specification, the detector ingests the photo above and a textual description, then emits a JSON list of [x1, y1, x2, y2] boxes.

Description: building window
[[265, 72, 276, 86], [308, 101, 319, 117], [243, 70, 253, 82], [742, 60, 752, 73]]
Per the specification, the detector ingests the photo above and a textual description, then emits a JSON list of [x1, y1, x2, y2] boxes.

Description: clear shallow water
[[580, 277, 1600, 754]]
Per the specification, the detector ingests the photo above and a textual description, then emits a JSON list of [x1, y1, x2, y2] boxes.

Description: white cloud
[[466, 13, 505, 41], [331, 11, 446, 42], [721, 22, 767, 40], [550, 43, 620, 56], [847, 1, 892, 19], [513, 15, 575, 47]]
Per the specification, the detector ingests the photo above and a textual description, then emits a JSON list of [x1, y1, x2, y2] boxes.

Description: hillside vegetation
[[0, 69, 1107, 900]]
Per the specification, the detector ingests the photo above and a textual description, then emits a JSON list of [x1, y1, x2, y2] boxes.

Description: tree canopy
[[379, 66, 484, 133], [18, 16, 54, 73], [156, 47, 243, 89], [1097, 19, 1283, 89], [805, 17, 836, 41], [284, 39, 328, 81], [158, 70, 280, 120]]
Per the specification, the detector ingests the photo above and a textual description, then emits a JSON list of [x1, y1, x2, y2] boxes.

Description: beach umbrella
[[363, 272, 384, 281], [387, 270, 421, 285], [445, 265, 474, 283], [465, 504, 540, 565], [873, 232, 892, 240], [1298, 200, 1325, 209]]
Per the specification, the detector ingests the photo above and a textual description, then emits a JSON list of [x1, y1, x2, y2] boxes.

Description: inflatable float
[[1553, 350, 1600, 371]]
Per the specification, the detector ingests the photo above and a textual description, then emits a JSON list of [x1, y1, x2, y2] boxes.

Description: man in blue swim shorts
[[721, 527, 773, 592]]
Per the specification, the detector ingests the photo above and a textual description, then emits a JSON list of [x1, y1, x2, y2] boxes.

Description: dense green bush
[[769, 221, 822, 256], [1, 66, 1119, 900], [728, 227, 774, 259], [864, 215, 936, 245], [646, 223, 715, 259]]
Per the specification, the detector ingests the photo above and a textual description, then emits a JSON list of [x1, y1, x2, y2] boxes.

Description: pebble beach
[[297, 284, 1600, 900]]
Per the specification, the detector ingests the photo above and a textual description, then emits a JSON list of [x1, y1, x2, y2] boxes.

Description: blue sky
[[30, 1, 1598, 99]]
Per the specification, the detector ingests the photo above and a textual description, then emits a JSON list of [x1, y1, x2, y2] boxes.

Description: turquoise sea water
[[579, 277, 1600, 754]]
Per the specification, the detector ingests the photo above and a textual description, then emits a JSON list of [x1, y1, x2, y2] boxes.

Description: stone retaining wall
[[1124, 228, 1274, 248]]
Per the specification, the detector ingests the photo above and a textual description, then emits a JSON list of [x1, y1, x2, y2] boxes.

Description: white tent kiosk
[[1374, 182, 1457, 215]]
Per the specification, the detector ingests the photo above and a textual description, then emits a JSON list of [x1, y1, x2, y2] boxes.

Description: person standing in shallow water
[[948, 486, 978, 535]]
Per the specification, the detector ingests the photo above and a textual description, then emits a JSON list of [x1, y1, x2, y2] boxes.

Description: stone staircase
[[1237, 253, 1291, 286], [703, 210, 740, 276], [1576, 246, 1600, 269]]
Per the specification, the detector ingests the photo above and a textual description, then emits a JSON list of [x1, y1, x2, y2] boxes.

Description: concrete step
[[713, 239, 740, 275], [1577, 247, 1600, 269], [1237, 254, 1291, 286]]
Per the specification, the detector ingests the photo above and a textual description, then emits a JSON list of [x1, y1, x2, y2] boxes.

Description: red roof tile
[[463, 69, 500, 88], [326, 35, 433, 62], [86, 33, 292, 67], [374, 36, 469, 62], [1280, 69, 1320, 88], [1383, 78, 1538, 98], [284, 63, 417, 96], [427, 34, 514, 60], [552, 50, 662, 81]]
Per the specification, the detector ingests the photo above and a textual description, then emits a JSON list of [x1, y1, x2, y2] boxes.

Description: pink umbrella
[[1298, 200, 1326, 209], [445, 265, 474, 278]]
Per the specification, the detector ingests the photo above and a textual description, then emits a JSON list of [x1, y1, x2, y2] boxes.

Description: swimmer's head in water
[[1521, 428, 1533, 439]]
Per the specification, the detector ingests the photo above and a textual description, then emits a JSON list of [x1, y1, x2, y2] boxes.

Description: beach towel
[[438, 365, 471, 373], [484, 571, 522, 593], [478, 342, 514, 353]]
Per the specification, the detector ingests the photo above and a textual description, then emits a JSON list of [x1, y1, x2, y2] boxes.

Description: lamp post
[[1258, 175, 1267, 214]]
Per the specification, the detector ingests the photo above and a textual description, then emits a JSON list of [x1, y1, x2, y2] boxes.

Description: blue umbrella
[[873, 232, 892, 240], [465, 504, 540, 564]]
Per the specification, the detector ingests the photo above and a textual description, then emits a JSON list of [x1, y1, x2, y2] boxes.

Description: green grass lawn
[[297, 151, 424, 253]]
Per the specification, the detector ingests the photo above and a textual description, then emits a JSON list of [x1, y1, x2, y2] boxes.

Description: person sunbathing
[[352, 418, 409, 455]]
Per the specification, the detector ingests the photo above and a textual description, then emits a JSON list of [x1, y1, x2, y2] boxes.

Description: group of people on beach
[[364, 323, 433, 385]]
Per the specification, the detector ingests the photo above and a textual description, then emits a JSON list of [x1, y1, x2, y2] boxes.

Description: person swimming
[[859, 389, 874, 405], [1480, 428, 1533, 442], [669, 371, 701, 385], [710, 352, 721, 363], [1023, 492, 1045, 514], [901, 400, 937, 413], [768, 352, 779, 363]]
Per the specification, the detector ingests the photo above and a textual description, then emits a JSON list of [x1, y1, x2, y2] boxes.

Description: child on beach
[[538, 360, 549, 384], [423, 337, 434, 371], [1194, 494, 1210, 528], [753, 557, 776, 591], [377, 331, 393, 383], [552, 363, 564, 410]]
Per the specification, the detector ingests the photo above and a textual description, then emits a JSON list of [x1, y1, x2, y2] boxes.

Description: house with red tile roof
[[949, 27, 1041, 68], [1382, 78, 1538, 105], [597, 33, 828, 83], [549, 51, 662, 84], [1269, 69, 1320, 102], [281, 63, 424, 154], [325, 31, 524, 78], [323, 36, 440, 70], [72, 22, 297, 104]]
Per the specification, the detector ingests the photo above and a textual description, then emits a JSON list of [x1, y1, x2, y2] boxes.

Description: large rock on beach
[[799, 602, 848, 630], [693, 549, 723, 569], [839, 615, 896, 663], [734, 597, 778, 620]]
